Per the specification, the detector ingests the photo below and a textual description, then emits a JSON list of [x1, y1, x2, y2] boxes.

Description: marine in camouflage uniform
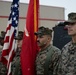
[[58, 12, 76, 75], [11, 47, 22, 75], [11, 31, 23, 75], [35, 26, 61, 75], [0, 31, 7, 75]]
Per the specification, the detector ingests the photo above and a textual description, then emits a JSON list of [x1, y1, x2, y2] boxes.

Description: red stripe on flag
[[6, 24, 11, 32]]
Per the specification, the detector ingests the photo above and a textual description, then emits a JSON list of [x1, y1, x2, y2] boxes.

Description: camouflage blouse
[[36, 44, 61, 75], [11, 48, 22, 75], [58, 41, 76, 75]]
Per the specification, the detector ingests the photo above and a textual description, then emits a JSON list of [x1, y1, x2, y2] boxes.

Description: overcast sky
[[2, 0, 76, 20]]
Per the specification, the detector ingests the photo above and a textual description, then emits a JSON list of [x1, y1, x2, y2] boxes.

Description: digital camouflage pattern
[[0, 47, 7, 75], [36, 44, 61, 75], [0, 62, 7, 75], [64, 12, 76, 24], [58, 41, 76, 75], [0, 46, 2, 57], [11, 48, 22, 75]]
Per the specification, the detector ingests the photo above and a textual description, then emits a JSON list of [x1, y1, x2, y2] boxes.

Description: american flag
[[1, 0, 19, 75]]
